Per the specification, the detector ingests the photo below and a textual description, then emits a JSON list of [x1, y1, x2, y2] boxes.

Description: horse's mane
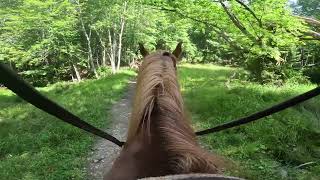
[[127, 51, 223, 174], [127, 51, 182, 141]]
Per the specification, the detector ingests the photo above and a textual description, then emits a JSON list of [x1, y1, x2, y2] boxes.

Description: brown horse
[[104, 43, 224, 180]]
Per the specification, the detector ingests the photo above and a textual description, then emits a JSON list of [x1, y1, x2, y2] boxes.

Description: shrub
[[303, 66, 320, 84]]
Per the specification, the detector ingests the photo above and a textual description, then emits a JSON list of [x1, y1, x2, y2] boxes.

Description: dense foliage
[[0, 0, 319, 86]]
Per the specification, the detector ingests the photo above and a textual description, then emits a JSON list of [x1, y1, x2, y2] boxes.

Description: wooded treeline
[[0, 0, 319, 86]]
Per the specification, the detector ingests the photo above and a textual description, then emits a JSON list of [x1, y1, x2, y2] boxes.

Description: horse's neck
[[107, 83, 221, 180], [105, 129, 172, 180], [107, 88, 191, 179]]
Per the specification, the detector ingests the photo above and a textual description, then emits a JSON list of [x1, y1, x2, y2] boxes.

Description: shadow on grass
[[0, 89, 25, 109]]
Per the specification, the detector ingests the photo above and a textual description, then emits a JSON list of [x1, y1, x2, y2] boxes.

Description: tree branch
[[302, 30, 320, 40], [300, 38, 320, 41], [219, 0, 258, 44], [295, 15, 320, 27], [234, 0, 262, 27], [151, 6, 246, 51]]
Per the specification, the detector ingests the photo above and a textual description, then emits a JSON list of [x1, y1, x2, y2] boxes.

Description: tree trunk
[[102, 48, 106, 66], [117, 1, 127, 71], [96, 30, 107, 66], [301, 48, 305, 67], [86, 28, 99, 78], [108, 29, 117, 74], [71, 73, 76, 82], [77, 2, 99, 78], [72, 64, 81, 82]]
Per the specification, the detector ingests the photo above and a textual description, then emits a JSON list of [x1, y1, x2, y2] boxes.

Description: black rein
[[196, 86, 320, 135], [1, 62, 320, 144]]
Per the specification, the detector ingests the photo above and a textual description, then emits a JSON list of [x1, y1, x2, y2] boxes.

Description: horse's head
[[106, 41, 226, 180], [138, 42, 183, 70]]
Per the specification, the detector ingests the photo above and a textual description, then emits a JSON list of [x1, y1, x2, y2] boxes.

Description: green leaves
[[0, 0, 81, 85], [0, 0, 318, 85]]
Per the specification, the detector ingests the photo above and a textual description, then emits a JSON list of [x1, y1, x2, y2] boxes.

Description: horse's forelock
[[140, 51, 177, 70]]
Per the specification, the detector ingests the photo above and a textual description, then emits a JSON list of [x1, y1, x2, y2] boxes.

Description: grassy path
[[87, 80, 135, 179]]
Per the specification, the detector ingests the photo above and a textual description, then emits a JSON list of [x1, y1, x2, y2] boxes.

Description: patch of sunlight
[[0, 88, 14, 96], [112, 84, 124, 90], [192, 120, 212, 130], [20, 152, 30, 159], [192, 121, 203, 130], [187, 77, 206, 82], [179, 63, 235, 71], [109, 99, 117, 104], [223, 146, 244, 156], [239, 80, 317, 97], [216, 76, 228, 81], [118, 69, 137, 76]]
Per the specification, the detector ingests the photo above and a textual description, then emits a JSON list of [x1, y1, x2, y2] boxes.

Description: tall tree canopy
[[0, 0, 319, 85]]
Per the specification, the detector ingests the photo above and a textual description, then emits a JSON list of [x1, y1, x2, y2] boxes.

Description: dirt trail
[[87, 81, 135, 180]]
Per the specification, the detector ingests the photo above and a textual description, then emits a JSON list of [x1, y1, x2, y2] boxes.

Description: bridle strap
[[0, 63, 124, 147], [196, 86, 320, 136]]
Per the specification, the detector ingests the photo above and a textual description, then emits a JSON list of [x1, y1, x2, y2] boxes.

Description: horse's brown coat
[[105, 44, 223, 180]]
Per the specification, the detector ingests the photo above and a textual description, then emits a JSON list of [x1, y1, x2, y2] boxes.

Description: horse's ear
[[139, 43, 149, 57], [172, 42, 182, 59]]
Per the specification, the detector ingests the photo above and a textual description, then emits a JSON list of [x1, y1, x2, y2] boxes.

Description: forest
[[1, 0, 319, 86], [1, 0, 320, 179]]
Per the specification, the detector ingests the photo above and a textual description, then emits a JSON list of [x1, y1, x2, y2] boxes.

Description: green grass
[[0, 70, 135, 180], [1, 64, 319, 180], [178, 64, 320, 180]]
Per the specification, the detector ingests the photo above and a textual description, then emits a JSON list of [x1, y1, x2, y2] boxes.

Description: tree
[[0, 0, 317, 85], [0, 0, 82, 85]]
